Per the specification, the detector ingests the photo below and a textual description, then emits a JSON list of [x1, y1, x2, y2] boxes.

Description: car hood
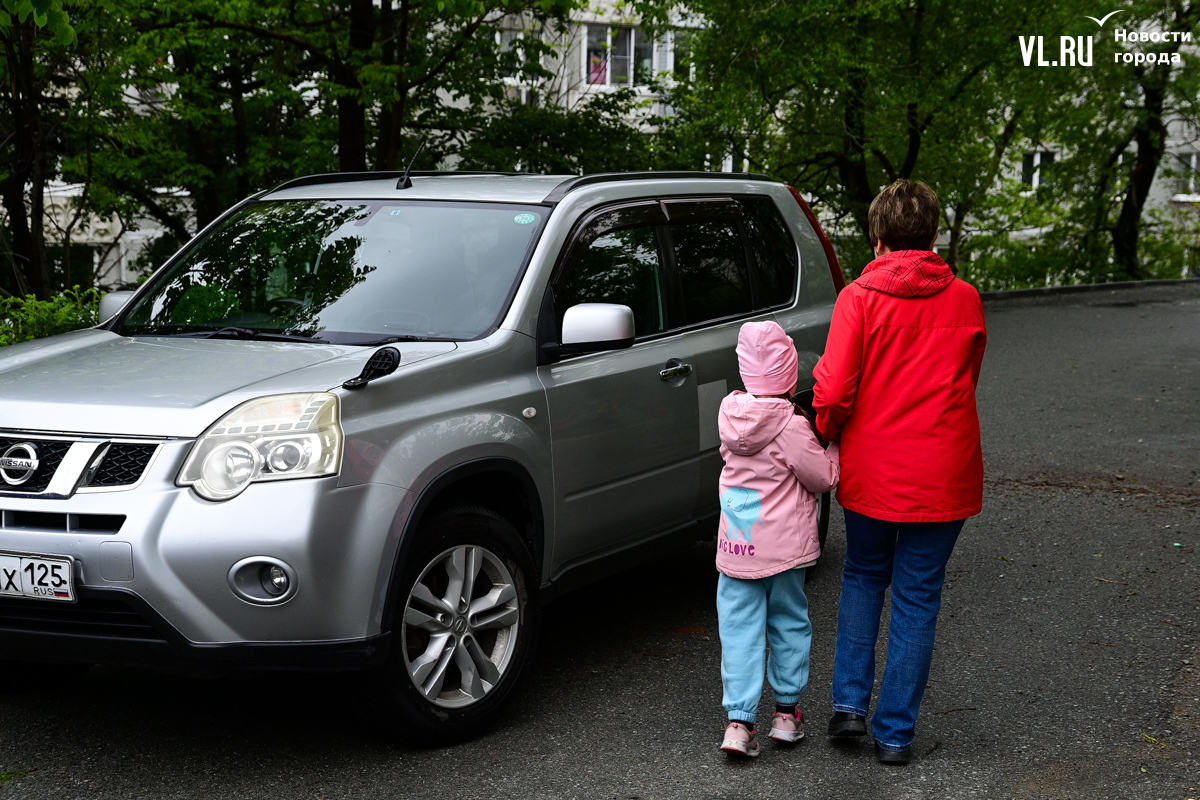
[[0, 330, 456, 438]]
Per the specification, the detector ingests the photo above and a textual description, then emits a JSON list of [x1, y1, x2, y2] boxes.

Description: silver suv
[[0, 172, 841, 741]]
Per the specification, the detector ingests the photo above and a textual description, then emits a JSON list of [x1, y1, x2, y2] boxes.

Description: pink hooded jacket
[[716, 393, 841, 579]]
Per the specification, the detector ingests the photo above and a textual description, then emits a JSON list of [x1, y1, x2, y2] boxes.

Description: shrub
[[0, 287, 101, 347]]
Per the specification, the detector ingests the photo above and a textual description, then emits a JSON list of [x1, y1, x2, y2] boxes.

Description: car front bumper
[[0, 440, 411, 671]]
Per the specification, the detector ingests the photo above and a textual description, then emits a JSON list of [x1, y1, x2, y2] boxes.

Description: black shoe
[[827, 711, 868, 737], [874, 743, 911, 765]]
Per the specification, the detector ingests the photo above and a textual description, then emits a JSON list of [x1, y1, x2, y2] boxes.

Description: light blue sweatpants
[[717, 569, 812, 724]]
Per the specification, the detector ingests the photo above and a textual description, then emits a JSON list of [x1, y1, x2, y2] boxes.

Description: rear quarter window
[[788, 200, 838, 307], [740, 196, 798, 308]]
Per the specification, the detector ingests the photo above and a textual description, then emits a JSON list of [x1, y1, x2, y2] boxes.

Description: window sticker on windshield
[[389, 209, 402, 216], [514, 213, 537, 225]]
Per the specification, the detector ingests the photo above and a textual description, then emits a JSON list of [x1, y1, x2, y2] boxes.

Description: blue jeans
[[831, 509, 964, 750], [717, 569, 811, 724]]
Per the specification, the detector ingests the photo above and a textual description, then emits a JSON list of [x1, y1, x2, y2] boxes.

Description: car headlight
[[178, 393, 342, 501]]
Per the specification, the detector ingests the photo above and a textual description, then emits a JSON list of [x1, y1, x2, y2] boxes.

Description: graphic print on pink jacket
[[717, 392, 841, 579]]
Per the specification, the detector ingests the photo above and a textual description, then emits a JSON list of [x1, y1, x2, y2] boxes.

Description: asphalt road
[[2, 282, 1198, 800]]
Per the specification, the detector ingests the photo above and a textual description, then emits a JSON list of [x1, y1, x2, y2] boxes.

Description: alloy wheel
[[400, 544, 521, 709]]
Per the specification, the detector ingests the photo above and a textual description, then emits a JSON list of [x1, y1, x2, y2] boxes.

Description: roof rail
[[542, 171, 773, 203], [268, 170, 530, 193]]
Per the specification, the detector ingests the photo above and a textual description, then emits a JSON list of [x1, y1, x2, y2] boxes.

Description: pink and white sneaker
[[721, 721, 761, 757], [769, 709, 805, 743]]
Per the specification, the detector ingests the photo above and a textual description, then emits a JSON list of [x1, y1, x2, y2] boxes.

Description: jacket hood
[[857, 250, 954, 298], [718, 392, 793, 456]]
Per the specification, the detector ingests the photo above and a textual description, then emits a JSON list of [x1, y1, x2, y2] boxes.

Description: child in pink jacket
[[718, 320, 840, 758]]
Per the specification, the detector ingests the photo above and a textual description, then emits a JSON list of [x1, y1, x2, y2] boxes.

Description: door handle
[[659, 361, 694, 381]]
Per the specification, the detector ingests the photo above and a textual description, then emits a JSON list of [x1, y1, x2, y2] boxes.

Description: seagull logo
[[1085, 10, 1124, 26]]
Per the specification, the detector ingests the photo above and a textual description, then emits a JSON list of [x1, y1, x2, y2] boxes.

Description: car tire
[[376, 505, 538, 745]]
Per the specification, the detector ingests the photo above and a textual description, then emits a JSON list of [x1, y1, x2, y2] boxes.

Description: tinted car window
[[740, 196, 798, 308], [554, 224, 666, 338], [669, 220, 751, 325], [789, 202, 838, 306]]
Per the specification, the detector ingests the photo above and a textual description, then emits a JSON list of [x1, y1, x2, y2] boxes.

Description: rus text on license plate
[[0, 552, 75, 603]]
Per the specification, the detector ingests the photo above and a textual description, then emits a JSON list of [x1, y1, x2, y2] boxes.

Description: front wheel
[[375, 506, 538, 745]]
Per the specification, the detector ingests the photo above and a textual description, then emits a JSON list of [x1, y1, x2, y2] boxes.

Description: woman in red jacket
[[813, 180, 986, 765]]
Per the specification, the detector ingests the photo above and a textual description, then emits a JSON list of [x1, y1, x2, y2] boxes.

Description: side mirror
[[99, 290, 135, 322], [540, 303, 636, 363], [560, 303, 635, 351]]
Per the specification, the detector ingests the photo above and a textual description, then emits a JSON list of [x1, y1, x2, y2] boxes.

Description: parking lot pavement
[[1, 283, 1197, 800]]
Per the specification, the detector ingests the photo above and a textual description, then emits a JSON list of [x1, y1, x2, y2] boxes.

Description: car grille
[[0, 433, 161, 495], [0, 594, 164, 640], [0, 437, 72, 494], [87, 444, 158, 487]]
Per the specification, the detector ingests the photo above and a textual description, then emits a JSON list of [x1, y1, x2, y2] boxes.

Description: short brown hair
[[868, 179, 940, 251]]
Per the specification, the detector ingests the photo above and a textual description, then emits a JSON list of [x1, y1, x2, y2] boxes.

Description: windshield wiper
[[169, 327, 329, 343], [344, 334, 436, 346]]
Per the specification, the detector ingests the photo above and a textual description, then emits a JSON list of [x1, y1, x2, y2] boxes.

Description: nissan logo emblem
[[0, 443, 39, 486]]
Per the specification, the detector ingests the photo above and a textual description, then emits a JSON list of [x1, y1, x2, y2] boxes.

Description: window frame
[[581, 24, 659, 88], [1021, 150, 1056, 189]]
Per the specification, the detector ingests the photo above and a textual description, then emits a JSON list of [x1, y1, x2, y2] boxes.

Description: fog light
[[228, 557, 297, 605], [262, 564, 289, 596]]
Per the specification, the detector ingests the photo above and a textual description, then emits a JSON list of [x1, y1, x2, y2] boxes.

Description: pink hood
[[719, 391, 793, 456], [736, 320, 799, 397], [716, 392, 840, 579]]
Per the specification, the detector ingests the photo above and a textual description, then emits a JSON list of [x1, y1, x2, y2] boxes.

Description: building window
[[497, 29, 523, 79], [586, 25, 607, 84], [1176, 152, 1199, 195], [584, 25, 657, 86], [672, 29, 694, 82], [1022, 151, 1055, 188]]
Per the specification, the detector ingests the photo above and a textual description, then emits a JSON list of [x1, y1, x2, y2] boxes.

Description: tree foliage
[[1, 0, 608, 300], [642, 0, 1200, 285], [2, 0, 1197, 303]]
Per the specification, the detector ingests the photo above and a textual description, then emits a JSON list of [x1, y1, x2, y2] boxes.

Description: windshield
[[115, 200, 548, 343]]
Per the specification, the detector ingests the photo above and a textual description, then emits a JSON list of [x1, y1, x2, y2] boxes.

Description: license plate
[[0, 551, 76, 603]]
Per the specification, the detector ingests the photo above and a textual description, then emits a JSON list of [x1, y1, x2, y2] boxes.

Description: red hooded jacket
[[813, 250, 986, 522]]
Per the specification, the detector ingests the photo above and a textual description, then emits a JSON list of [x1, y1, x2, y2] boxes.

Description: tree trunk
[[374, 0, 396, 171], [946, 205, 967, 274], [173, 45, 224, 230], [838, 67, 874, 256], [2, 20, 52, 299], [1111, 73, 1167, 281], [230, 63, 249, 200], [337, 0, 374, 172]]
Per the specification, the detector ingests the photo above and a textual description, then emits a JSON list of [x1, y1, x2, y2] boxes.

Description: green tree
[[643, 0, 1084, 274], [186, 0, 583, 172], [457, 88, 656, 173], [0, 0, 75, 298], [1040, 0, 1200, 281]]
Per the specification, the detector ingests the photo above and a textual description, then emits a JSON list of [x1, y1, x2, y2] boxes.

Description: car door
[[658, 194, 825, 522], [537, 202, 699, 568], [657, 197, 765, 520]]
